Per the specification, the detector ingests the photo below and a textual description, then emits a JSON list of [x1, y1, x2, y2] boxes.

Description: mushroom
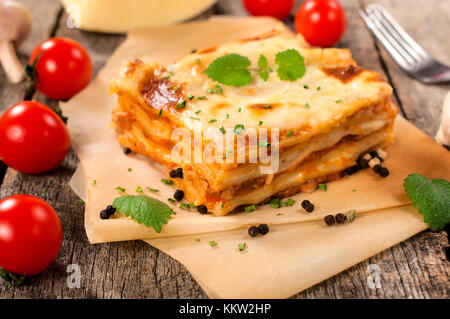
[[436, 91, 450, 147], [0, 0, 32, 83]]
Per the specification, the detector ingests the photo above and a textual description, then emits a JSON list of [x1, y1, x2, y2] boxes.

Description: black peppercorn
[[197, 205, 208, 214], [100, 210, 109, 220], [123, 147, 132, 155], [378, 167, 389, 177], [301, 200, 315, 213], [335, 213, 346, 224], [370, 150, 383, 162], [248, 226, 259, 237], [324, 215, 335, 226], [191, 49, 197, 53], [258, 224, 269, 235], [176, 167, 183, 179], [169, 169, 178, 178], [105, 205, 116, 216], [357, 158, 369, 169], [345, 165, 359, 176], [373, 164, 382, 174], [174, 189, 184, 201]]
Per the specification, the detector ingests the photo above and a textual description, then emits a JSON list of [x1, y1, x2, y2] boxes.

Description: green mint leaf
[[112, 195, 174, 232], [275, 49, 306, 81], [258, 54, 269, 81], [403, 173, 450, 230], [204, 54, 252, 87]]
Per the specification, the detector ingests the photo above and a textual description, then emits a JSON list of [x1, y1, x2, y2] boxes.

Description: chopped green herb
[[169, 71, 175, 75], [238, 107, 242, 112], [276, 213, 284, 216], [352, 188, 357, 192], [221, 202, 225, 208], [208, 118, 217, 123], [158, 109, 162, 117], [209, 240, 218, 247], [176, 100, 186, 109], [226, 113, 230, 119], [207, 88, 216, 94], [318, 183, 327, 191], [135, 186, 143, 193], [197, 96, 207, 100], [190, 116, 201, 121], [287, 130, 293, 137], [258, 120, 263, 126], [115, 186, 125, 193], [196, 238, 201, 242], [173, 86, 180, 92], [259, 141, 271, 147], [92, 180, 97, 185], [238, 243, 247, 251], [147, 187, 159, 193], [303, 84, 309, 89], [180, 203, 195, 209], [161, 179, 174, 185], [187, 93, 195, 100], [77, 199, 84, 204], [263, 104, 271, 109], [283, 199, 296, 206], [161, 75, 170, 80], [316, 86, 321, 91], [219, 126, 226, 134], [335, 99, 342, 103], [167, 198, 176, 203], [195, 110, 201, 114], [304, 103, 310, 108], [244, 204, 256, 213], [215, 85, 223, 94], [269, 198, 281, 209], [234, 124, 244, 134], [258, 54, 269, 81]]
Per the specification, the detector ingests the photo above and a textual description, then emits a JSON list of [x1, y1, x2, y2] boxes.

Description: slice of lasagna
[[110, 31, 397, 216]]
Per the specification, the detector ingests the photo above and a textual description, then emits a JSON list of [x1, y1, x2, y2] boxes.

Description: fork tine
[[365, 8, 418, 66], [368, 4, 429, 61], [367, 5, 425, 64], [359, 9, 412, 71]]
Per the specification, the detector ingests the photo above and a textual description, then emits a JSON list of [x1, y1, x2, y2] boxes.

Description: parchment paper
[[62, 16, 449, 298]]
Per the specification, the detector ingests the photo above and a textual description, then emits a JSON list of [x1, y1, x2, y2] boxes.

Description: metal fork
[[359, 4, 450, 84]]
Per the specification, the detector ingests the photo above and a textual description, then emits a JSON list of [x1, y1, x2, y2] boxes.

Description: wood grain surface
[[0, 0, 448, 299]]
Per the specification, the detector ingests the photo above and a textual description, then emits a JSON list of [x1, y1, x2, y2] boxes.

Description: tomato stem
[[0, 268, 26, 288]]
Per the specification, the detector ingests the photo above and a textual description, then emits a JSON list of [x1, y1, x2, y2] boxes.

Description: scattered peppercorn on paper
[[62, 16, 450, 299]]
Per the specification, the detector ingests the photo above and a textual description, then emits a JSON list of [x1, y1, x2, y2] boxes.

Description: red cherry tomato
[[243, 0, 294, 20], [295, 0, 347, 47], [0, 101, 70, 174], [0, 195, 62, 276], [29, 37, 93, 100]]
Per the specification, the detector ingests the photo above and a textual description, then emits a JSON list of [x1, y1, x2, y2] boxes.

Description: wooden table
[[0, 0, 448, 299]]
